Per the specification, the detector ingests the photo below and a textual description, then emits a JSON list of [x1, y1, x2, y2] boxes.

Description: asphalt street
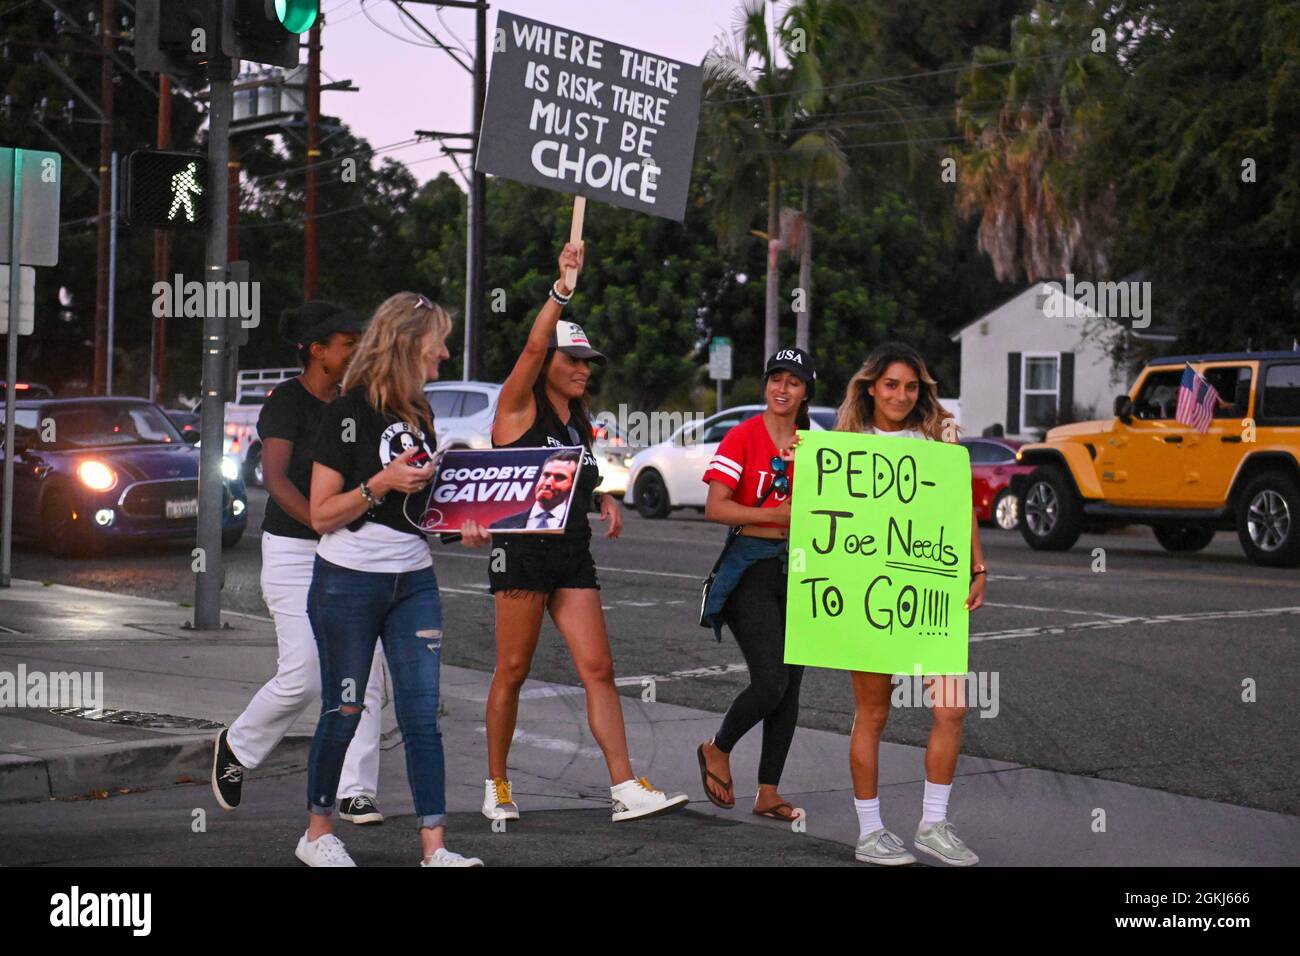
[[8, 488, 1298, 816]]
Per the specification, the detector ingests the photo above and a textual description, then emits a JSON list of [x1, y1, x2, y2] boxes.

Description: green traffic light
[[275, 0, 318, 34]]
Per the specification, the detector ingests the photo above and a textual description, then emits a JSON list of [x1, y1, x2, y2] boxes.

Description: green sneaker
[[914, 821, 980, 866], [854, 828, 916, 865]]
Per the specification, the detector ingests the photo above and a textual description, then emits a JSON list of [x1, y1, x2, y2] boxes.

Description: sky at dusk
[[316, 0, 767, 186]]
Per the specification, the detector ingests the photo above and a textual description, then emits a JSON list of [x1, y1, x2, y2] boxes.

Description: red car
[[961, 437, 1035, 530]]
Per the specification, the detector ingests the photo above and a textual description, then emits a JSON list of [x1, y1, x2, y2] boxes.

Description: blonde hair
[[342, 292, 452, 431], [835, 342, 956, 442]]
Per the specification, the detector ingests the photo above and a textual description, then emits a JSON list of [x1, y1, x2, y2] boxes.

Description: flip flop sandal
[[752, 802, 800, 822], [696, 743, 735, 809]]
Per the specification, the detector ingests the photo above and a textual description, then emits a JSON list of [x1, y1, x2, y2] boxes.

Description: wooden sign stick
[[564, 195, 587, 291]]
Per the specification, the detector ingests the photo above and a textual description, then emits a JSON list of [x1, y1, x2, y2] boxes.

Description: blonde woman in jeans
[[836, 341, 987, 867], [296, 292, 491, 867]]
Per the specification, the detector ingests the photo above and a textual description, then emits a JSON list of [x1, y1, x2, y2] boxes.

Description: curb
[[0, 734, 313, 804]]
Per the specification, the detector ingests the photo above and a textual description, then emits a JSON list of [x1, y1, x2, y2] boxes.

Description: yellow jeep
[[1011, 351, 1300, 567]]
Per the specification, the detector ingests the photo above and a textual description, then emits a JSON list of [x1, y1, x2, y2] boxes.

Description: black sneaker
[[211, 729, 244, 811], [339, 795, 385, 825]]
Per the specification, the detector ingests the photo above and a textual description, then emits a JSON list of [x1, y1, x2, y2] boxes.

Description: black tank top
[[493, 398, 601, 539]]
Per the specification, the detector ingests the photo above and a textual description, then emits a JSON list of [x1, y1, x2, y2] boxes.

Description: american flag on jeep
[[1175, 365, 1219, 433]]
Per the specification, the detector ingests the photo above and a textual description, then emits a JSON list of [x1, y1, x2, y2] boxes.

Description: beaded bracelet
[[548, 281, 573, 306]]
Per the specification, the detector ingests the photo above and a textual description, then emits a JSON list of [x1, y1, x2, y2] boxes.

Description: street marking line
[[970, 605, 1300, 643], [473, 726, 604, 759], [983, 601, 1132, 620]]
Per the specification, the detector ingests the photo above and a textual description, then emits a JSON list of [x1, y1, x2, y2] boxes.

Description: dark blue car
[[0, 397, 247, 557]]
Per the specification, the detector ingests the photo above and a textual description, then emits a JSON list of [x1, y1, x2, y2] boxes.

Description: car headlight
[[221, 456, 239, 481], [77, 460, 116, 491]]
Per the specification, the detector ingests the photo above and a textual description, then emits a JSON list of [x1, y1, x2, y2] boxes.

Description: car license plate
[[166, 498, 199, 519]]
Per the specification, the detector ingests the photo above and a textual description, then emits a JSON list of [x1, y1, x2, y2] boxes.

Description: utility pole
[[194, 58, 232, 631], [151, 75, 171, 405], [400, 1, 488, 378], [93, 0, 115, 394], [304, 21, 321, 300]]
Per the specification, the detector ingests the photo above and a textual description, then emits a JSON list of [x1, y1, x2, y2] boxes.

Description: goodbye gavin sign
[[783, 432, 972, 676], [475, 11, 703, 221]]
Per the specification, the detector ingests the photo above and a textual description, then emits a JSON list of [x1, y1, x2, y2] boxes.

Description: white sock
[[854, 796, 883, 838], [921, 780, 951, 825]]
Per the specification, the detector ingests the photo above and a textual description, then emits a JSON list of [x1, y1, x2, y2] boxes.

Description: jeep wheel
[[1236, 472, 1300, 567], [1018, 467, 1082, 551], [633, 470, 670, 519], [1152, 524, 1215, 552]]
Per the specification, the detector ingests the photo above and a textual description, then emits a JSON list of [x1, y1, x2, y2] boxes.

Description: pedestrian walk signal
[[124, 151, 209, 230]]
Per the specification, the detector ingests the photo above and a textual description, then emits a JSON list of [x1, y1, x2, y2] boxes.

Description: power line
[[705, 51, 1077, 107]]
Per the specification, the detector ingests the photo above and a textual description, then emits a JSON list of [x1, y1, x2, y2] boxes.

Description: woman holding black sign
[[835, 342, 986, 867], [696, 349, 816, 823], [481, 243, 689, 824], [295, 292, 490, 868]]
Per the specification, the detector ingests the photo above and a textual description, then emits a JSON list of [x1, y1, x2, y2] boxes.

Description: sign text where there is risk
[[475, 12, 703, 222], [783, 431, 972, 676]]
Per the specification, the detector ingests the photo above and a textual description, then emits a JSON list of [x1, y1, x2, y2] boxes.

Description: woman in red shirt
[[696, 349, 816, 822]]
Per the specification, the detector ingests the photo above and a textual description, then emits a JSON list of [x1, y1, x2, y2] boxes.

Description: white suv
[[625, 404, 838, 519]]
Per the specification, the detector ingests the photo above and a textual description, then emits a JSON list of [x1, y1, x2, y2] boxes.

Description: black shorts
[[488, 533, 600, 595]]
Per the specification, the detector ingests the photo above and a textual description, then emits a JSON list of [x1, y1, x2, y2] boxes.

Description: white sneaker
[[421, 847, 484, 867], [610, 777, 690, 822], [481, 777, 520, 821], [295, 831, 356, 867], [914, 820, 980, 866], [855, 828, 917, 866]]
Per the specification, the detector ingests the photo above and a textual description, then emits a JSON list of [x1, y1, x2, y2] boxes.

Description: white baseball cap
[[549, 320, 607, 364]]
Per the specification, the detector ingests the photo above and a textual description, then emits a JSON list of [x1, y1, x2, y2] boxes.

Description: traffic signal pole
[[93, 0, 115, 394], [305, 21, 321, 300], [150, 75, 172, 405], [194, 58, 233, 631]]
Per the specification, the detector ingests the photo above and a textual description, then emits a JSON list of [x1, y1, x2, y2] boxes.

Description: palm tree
[[704, 0, 849, 360], [952, 0, 1119, 282]]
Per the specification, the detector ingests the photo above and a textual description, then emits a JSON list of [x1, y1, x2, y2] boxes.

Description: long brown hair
[[342, 292, 452, 431], [532, 349, 594, 449], [835, 342, 956, 441]]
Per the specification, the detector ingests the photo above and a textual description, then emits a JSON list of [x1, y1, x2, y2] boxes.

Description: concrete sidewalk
[[2, 579, 1297, 866]]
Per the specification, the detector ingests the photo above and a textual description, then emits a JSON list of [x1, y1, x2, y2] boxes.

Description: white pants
[[227, 532, 385, 799]]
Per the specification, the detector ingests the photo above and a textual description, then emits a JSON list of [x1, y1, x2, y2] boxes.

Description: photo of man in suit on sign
[[490, 449, 581, 531]]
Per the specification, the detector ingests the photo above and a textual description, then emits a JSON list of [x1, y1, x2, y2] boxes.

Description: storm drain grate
[[49, 707, 224, 731]]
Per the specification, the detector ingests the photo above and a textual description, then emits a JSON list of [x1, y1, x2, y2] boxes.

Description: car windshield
[[33, 403, 184, 449]]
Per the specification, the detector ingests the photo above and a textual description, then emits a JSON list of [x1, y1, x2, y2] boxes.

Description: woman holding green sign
[[696, 348, 817, 823], [836, 342, 987, 867]]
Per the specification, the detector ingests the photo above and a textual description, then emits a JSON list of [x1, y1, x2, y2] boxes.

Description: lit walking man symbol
[[168, 162, 203, 223]]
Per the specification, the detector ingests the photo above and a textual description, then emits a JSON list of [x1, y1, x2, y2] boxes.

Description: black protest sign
[[475, 11, 703, 222]]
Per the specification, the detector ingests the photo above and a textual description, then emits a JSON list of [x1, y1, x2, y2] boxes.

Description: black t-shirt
[[258, 377, 327, 540], [493, 399, 601, 539], [311, 387, 437, 537]]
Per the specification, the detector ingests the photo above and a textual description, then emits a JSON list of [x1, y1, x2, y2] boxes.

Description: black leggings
[[714, 556, 804, 786]]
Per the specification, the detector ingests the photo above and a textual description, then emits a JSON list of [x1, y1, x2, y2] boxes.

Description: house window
[[1021, 353, 1060, 430]]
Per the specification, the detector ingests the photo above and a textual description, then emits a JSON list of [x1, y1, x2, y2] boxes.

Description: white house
[[949, 281, 1175, 440]]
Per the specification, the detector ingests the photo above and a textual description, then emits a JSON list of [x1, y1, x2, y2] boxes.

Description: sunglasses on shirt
[[770, 456, 790, 495]]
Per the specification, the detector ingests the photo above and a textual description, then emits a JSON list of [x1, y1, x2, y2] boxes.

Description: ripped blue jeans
[[306, 556, 447, 829]]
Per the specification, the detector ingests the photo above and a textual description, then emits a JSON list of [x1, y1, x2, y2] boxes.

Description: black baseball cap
[[282, 300, 367, 351], [765, 348, 816, 396]]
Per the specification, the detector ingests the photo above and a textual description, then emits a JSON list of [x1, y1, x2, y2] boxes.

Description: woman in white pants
[[212, 302, 387, 825]]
